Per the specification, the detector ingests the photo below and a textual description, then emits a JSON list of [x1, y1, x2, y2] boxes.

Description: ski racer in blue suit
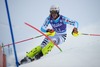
[[20, 5, 79, 64], [40, 5, 79, 48]]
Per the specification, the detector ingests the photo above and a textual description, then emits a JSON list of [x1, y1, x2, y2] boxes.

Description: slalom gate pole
[[25, 22, 62, 52], [5, 0, 19, 67], [3, 35, 43, 47]]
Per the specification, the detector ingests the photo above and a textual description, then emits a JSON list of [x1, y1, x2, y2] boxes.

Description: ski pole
[[3, 35, 43, 47], [81, 33, 100, 36], [72, 32, 100, 37]]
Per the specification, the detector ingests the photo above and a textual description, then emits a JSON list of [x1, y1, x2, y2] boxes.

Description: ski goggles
[[50, 11, 58, 14]]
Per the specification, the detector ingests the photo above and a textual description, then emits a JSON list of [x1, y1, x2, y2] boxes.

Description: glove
[[46, 29, 54, 33], [46, 29, 56, 36], [72, 28, 79, 37]]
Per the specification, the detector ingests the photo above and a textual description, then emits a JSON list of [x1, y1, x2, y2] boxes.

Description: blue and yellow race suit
[[40, 15, 79, 48]]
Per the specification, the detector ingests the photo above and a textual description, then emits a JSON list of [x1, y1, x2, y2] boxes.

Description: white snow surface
[[0, 0, 100, 67], [18, 34, 100, 67]]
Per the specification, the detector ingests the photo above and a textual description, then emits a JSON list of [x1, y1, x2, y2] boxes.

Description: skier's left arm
[[64, 17, 79, 36], [64, 17, 79, 29]]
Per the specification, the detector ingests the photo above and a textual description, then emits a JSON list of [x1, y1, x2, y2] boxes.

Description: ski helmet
[[50, 5, 60, 14]]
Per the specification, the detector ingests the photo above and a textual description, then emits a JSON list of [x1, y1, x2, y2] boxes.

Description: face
[[50, 11, 58, 19]]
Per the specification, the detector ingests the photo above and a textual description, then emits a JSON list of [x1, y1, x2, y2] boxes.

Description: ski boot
[[34, 42, 54, 60], [34, 51, 43, 60], [20, 45, 42, 64], [33, 41, 54, 60]]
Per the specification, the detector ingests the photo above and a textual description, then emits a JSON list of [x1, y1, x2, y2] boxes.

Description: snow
[[7, 24, 100, 67], [5, 24, 100, 67], [18, 33, 100, 67], [0, 0, 100, 67]]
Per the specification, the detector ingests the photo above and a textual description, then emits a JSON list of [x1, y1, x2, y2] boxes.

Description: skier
[[20, 5, 79, 64]]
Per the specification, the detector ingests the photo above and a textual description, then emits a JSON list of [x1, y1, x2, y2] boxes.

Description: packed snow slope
[[18, 25, 100, 67], [0, 0, 100, 67]]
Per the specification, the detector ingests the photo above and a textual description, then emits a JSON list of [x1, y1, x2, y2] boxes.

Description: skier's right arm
[[41, 17, 50, 33]]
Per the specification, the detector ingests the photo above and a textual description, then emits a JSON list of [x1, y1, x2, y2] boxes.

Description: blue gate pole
[[5, 0, 19, 67]]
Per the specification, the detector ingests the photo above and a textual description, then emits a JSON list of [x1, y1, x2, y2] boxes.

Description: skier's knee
[[42, 41, 54, 55]]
